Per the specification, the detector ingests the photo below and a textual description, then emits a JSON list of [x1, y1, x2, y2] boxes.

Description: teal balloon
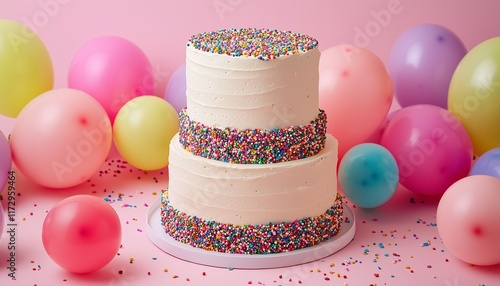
[[339, 143, 399, 208]]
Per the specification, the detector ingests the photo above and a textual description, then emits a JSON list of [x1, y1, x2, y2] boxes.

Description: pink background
[[1, 1, 500, 285], [2, 0, 500, 94]]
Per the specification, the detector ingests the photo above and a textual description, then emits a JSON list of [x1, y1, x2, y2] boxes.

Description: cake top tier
[[187, 28, 318, 61]]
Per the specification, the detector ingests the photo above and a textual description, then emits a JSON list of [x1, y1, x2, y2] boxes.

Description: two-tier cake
[[160, 28, 343, 255]]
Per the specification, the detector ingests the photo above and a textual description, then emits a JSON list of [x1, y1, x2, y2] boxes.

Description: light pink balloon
[[365, 109, 399, 144], [42, 195, 121, 273], [437, 175, 500, 266], [319, 44, 393, 159], [0, 130, 12, 191], [10, 88, 112, 188], [68, 36, 154, 123]]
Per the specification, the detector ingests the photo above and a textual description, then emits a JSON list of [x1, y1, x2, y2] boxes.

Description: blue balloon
[[339, 143, 399, 208], [470, 147, 500, 178]]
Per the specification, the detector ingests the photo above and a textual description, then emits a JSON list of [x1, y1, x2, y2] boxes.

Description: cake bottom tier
[[160, 191, 343, 254], [167, 134, 339, 226]]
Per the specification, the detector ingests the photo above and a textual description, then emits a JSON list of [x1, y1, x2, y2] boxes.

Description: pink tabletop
[[1, 150, 499, 285]]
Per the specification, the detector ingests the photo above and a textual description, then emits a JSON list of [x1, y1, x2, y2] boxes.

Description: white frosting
[[185, 45, 320, 130], [165, 35, 339, 228], [167, 134, 338, 225]]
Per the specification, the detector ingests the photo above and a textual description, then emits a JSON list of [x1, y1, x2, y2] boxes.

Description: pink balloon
[[10, 88, 112, 188], [0, 130, 11, 191], [437, 175, 500, 265], [42, 195, 121, 273], [365, 109, 399, 144], [319, 44, 393, 159], [380, 104, 473, 195], [68, 36, 154, 122]]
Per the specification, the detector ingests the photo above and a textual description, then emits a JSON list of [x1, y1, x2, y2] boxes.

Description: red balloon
[[42, 195, 121, 273]]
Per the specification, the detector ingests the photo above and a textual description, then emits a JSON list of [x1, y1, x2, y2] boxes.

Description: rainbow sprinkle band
[[178, 109, 327, 164], [160, 190, 343, 254], [187, 28, 318, 61]]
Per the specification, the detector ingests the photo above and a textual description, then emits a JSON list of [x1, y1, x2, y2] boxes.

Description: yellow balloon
[[113, 96, 179, 170], [448, 37, 500, 156], [0, 20, 54, 117]]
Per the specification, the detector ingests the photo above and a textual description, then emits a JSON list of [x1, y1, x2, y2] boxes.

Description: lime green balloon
[[113, 96, 179, 171], [0, 20, 54, 118], [448, 37, 500, 156]]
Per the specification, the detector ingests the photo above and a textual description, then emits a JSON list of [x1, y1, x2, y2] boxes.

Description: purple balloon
[[164, 63, 186, 113], [0, 206, 3, 240], [388, 24, 467, 109], [0, 130, 12, 192], [470, 147, 500, 178]]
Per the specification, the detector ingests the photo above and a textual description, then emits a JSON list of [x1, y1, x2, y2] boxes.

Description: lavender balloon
[[470, 147, 500, 178], [388, 24, 467, 109], [164, 63, 186, 113], [0, 130, 12, 191], [0, 206, 3, 240]]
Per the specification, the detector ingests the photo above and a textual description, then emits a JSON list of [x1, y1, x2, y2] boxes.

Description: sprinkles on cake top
[[187, 28, 319, 61]]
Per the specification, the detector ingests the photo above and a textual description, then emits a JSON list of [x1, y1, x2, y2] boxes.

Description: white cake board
[[146, 199, 356, 269]]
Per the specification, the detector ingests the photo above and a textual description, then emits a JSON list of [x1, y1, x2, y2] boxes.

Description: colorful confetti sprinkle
[[178, 109, 327, 164], [187, 28, 318, 61], [160, 190, 343, 254]]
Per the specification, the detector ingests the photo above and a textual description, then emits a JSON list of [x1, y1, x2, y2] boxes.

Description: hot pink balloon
[[319, 44, 393, 159], [42, 195, 122, 273], [380, 104, 473, 196], [437, 175, 500, 265], [68, 36, 154, 122], [10, 88, 112, 189]]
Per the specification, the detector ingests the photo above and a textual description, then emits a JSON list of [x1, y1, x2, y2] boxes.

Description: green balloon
[[0, 20, 53, 118], [448, 37, 500, 156]]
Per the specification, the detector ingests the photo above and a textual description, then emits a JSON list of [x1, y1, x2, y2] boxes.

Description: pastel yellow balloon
[[448, 37, 500, 156], [113, 96, 179, 170], [0, 20, 54, 118]]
